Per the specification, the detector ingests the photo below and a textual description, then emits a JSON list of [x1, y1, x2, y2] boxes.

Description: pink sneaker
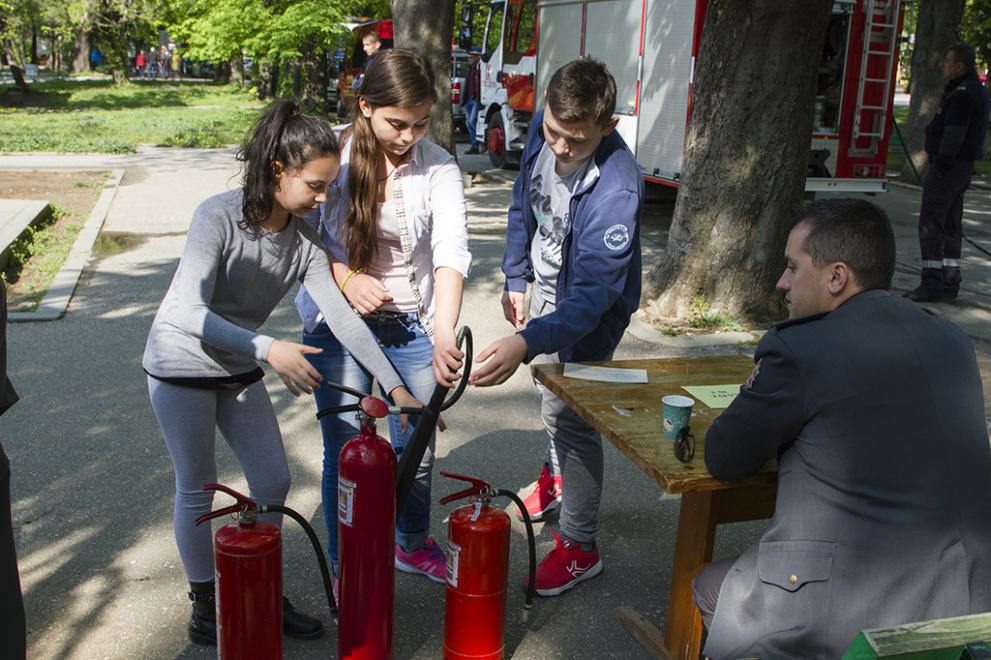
[[527, 531, 602, 597], [518, 464, 562, 521], [395, 537, 446, 583]]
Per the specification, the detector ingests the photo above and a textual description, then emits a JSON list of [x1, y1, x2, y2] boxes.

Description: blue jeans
[[304, 314, 437, 574], [464, 99, 481, 148]]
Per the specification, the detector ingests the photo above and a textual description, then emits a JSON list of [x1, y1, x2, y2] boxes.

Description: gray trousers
[[148, 377, 290, 583], [529, 287, 606, 544], [692, 557, 736, 629]]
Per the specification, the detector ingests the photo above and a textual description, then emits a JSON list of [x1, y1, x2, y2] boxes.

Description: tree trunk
[[392, 0, 457, 155], [73, 33, 90, 73], [300, 44, 327, 114], [256, 60, 274, 100], [898, 0, 965, 184], [643, 0, 833, 323], [229, 55, 245, 87]]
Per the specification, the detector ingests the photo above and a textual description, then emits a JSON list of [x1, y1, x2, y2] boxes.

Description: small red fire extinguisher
[[194, 483, 338, 660], [440, 472, 537, 660], [337, 395, 396, 660]]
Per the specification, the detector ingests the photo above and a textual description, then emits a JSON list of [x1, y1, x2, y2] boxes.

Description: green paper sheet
[[682, 384, 741, 409]]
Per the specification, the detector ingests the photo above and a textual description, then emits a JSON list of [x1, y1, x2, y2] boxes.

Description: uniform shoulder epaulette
[[771, 310, 830, 332], [956, 83, 969, 92]]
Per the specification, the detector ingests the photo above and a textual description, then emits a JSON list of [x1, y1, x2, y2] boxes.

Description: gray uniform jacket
[[703, 290, 991, 660]]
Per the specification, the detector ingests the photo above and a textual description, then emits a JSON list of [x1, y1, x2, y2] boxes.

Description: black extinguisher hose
[[496, 489, 537, 610], [261, 504, 338, 623]]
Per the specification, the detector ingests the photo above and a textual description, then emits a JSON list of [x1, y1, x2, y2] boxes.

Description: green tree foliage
[[962, 0, 991, 74]]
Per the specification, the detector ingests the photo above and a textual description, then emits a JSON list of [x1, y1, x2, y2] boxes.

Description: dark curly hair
[[236, 100, 339, 231]]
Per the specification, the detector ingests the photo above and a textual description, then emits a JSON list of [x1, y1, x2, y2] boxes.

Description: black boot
[[187, 581, 217, 646], [283, 596, 325, 640]]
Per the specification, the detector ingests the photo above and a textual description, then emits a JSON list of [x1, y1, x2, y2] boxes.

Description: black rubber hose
[[395, 327, 473, 513], [315, 381, 373, 420], [497, 489, 537, 609], [262, 504, 338, 623]]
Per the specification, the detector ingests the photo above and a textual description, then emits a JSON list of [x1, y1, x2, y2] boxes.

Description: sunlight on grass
[[0, 81, 264, 152]]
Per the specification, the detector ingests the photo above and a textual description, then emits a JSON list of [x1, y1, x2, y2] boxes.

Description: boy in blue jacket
[[471, 58, 643, 596]]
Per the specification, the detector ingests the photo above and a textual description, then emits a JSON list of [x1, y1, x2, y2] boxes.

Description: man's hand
[[432, 328, 464, 389], [502, 290, 526, 329], [266, 340, 323, 396], [470, 335, 528, 387], [342, 273, 393, 315]]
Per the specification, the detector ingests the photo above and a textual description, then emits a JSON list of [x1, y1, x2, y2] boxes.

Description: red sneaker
[[518, 464, 562, 521], [528, 532, 603, 597]]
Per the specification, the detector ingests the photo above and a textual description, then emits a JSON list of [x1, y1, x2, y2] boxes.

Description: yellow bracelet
[[340, 269, 359, 291]]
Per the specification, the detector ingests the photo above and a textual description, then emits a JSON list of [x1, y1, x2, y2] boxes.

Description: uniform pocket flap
[[757, 540, 835, 592]]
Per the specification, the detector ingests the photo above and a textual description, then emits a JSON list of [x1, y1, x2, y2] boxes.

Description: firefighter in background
[[905, 43, 990, 303], [463, 46, 483, 155]]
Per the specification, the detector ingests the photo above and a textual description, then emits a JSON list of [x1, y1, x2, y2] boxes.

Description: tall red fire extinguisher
[[194, 483, 338, 660], [440, 472, 537, 660], [337, 395, 396, 660]]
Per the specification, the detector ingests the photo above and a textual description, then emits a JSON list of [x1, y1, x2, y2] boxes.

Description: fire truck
[[471, 0, 904, 192]]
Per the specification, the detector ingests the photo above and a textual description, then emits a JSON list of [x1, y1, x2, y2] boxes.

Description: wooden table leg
[[664, 491, 718, 660]]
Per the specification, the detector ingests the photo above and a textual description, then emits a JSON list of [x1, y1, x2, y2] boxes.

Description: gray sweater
[[142, 189, 402, 393]]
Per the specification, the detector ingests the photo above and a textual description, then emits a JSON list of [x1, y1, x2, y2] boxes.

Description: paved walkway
[[1, 145, 990, 659]]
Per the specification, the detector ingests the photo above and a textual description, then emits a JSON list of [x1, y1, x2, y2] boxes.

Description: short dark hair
[[364, 31, 381, 44], [545, 57, 616, 126], [946, 43, 976, 72], [794, 198, 895, 291]]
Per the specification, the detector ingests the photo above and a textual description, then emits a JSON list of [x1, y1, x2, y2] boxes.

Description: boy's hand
[[502, 291, 526, 329], [343, 273, 393, 315], [470, 335, 528, 387]]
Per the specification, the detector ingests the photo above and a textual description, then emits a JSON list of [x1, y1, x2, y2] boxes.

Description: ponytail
[[237, 100, 340, 231], [342, 49, 436, 271]]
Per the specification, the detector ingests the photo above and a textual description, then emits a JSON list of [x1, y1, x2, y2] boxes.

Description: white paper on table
[[562, 363, 649, 383]]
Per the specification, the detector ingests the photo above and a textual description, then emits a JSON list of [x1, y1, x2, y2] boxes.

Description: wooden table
[[534, 352, 991, 660], [532, 355, 776, 660]]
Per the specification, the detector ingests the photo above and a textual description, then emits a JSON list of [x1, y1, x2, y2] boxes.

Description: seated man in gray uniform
[[694, 198, 991, 660]]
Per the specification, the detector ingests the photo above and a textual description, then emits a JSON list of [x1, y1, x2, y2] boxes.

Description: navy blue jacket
[[925, 70, 990, 161], [503, 110, 643, 363]]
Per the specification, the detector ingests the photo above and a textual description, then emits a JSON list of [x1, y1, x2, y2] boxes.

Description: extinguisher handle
[[439, 471, 494, 504], [193, 483, 258, 526]]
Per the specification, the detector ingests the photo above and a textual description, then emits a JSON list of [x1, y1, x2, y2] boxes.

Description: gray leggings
[[147, 377, 290, 583]]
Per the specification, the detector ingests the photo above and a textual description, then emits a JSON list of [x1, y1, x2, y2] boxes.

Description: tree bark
[[73, 33, 90, 73], [643, 0, 833, 323], [898, 0, 965, 183], [392, 0, 457, 155], [300, 44, 327, 114]]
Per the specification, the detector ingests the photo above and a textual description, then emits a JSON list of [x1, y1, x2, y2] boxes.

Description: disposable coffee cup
[[662, 395, 694, 439]]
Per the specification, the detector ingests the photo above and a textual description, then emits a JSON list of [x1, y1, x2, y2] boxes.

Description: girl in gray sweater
[[143, 101, 420, 645]]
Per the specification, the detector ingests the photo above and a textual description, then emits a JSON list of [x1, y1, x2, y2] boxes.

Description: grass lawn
[[0, 170, 108, 310], [0, 80, 264, 153], [887, 105, 991, 178]]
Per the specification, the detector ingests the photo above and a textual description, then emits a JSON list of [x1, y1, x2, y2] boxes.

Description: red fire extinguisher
[[337, 395, 396, 660], [194, 483, 338, 660], [315, 326, 474, 660], [440, 472, 537, 660]]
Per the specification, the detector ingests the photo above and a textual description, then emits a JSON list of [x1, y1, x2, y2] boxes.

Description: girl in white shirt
[[295, 49, 471, 586]]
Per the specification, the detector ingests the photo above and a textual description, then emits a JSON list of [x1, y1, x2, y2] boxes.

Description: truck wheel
[[486, 113, 508, 169]]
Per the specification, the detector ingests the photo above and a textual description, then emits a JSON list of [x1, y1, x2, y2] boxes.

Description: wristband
[[340, 269, 359, 291]]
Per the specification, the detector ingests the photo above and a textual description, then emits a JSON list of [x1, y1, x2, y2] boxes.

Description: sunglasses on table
[[674, 427, 695, 464]]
